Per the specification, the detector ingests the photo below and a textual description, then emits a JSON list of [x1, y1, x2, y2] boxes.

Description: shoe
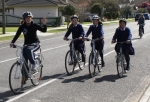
[[69, 61, 73, 65], [126, 65, 130, 71], [101, 61, 105, 67], [31, 64, 38, 73]]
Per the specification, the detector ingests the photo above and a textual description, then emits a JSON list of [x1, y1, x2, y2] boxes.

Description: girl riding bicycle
[[63, 15, 85, 63], [10, 11, 47, 72], [84, 15, 105, 67]]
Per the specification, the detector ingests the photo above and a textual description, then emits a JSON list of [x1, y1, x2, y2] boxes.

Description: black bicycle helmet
[[22, 11, 33, 19], [92, 15, 99, 20], [71, 15, 78, 20], [119, 19, 127, 24]]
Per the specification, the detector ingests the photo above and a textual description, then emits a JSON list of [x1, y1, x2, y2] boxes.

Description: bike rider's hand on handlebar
[[10, 43, 14, 48], [111, 40, 130, 44]]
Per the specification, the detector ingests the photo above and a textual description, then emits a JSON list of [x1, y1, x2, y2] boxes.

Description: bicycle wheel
[[116, 54, 124, 78], [78, 52, 85, 70], [89, 53, 97, 77], [31, 58, 42, 86], [9, 62, 24, 94], [65, 51, 75, 75]]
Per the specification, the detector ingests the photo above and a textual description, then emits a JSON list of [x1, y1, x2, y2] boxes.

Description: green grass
[[0, 27, 18, 32], [0, 34, 24, 42], [48, 28, 67, 33]]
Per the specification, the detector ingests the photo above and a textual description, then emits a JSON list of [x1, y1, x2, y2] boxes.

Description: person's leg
[[99, 50, 105, 67], [142, 26, 144, 34], [26, 45, 40, 70], [123, 49, 130, 70], [76, 41, 85, 62], [23, 47, 28, 63], [96, 40, 105, 67]]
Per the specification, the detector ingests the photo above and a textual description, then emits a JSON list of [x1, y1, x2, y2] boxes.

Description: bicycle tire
[[89, 53, 97, 77], [31, 58, 42, 86], [65, 51, 76, 75], [117, 54, 124, 78], [9, 61, 24, 94]]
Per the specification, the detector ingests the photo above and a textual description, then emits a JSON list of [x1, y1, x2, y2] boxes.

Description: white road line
[[5, 32, 150, 102], [0, 44, 68, 64]]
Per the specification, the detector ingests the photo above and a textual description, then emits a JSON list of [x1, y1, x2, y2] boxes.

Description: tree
[[121, 6, 132, 19], [60, 4, 75, 29], [90, 3, 102, 16]]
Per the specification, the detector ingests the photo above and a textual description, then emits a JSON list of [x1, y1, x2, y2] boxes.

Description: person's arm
[[11, 26, 22, 43], [100, 25, 104, 37], [112, 28, 118, 43], [128, 28, 132, 40], [85, 26, 92, 37], [36, 24, 47, 32], [64, 27, 72, 38], [79, 25, 85, 37]]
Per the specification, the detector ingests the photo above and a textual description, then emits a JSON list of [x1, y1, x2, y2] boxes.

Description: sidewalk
[[139, 84, 150, 102]]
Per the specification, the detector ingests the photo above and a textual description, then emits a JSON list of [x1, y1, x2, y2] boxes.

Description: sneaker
[[69, 61, 73, 65], [31, 64, 38, 73], [126, 65, 130, 71]]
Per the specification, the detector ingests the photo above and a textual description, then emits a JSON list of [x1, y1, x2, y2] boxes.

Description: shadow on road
[[94, 74, 127, 83], [0, 84, 33, 102], [41, 73, 66, 80], [62, 74, 91, 83], [132, 38, 140, 41]]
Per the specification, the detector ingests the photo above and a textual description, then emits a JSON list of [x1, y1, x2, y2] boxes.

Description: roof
[[6, 0, 67, 7]]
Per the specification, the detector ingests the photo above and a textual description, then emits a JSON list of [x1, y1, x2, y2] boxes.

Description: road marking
[[5, 32, 150, 102], [0, 44, 68, 64]]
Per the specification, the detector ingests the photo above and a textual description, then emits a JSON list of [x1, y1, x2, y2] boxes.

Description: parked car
[[135, 13, 150, 21], [143, 13, 150, 20]]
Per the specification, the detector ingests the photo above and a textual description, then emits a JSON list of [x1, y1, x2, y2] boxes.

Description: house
[[5, 0, 67, 17]]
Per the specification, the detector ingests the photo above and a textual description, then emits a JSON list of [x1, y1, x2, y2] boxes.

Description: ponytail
[[20, 20, 25, 25]]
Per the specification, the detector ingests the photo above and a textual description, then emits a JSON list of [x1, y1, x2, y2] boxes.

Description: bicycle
[[116, 42, 127, 78], [9, 44, 43, 94], [65, 38, 86, 75], [86, 38, 102, 77], [139, 24, 144, 39]]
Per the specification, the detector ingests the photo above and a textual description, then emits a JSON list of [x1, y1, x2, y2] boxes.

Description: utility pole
[[2, 0, 6, 34], [101, 0, 104, 21]]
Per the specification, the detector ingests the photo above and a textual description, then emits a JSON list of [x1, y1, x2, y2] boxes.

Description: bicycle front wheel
[[31, 58, 42, 86], [9, 62, 24, 94], [117, 54, 125, 78], [89, 53, 97, 77], [65, 51, 76, 75]]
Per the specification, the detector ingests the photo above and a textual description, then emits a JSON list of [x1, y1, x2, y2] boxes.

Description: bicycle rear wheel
[[117, 54, 125, 78], [9, 62, 24, 94], [89, 53, 98, 77], [31, 58, 42, 86], [65, 51, 76, 75]]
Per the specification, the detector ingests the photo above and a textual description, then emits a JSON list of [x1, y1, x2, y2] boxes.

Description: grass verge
[[0, 34, 24, 42]]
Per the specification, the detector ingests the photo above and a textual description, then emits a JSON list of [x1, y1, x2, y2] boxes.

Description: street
[[0, 20, 150, 102]]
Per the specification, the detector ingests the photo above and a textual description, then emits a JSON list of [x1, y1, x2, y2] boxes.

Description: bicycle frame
[[14, 44, 42, 78], [67, 38, 80, 63], [88, 38, 100, 65]]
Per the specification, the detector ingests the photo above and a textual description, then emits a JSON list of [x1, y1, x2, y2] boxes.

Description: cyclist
[[63, 15, 85, 63], [84, 15, 105, 67], [111, 19, 132, 71], [137, 14, 145, 35], [10, 11, 47, 72]]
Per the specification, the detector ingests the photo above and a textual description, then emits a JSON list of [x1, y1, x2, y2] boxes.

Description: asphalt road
[[1, 20, 150, 102]]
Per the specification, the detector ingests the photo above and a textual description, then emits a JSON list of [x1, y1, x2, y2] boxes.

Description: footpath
[[1, 19, 150, 102]]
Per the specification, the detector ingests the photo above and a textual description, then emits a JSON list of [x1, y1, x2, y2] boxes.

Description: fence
[[0, 14, 61, 27]]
